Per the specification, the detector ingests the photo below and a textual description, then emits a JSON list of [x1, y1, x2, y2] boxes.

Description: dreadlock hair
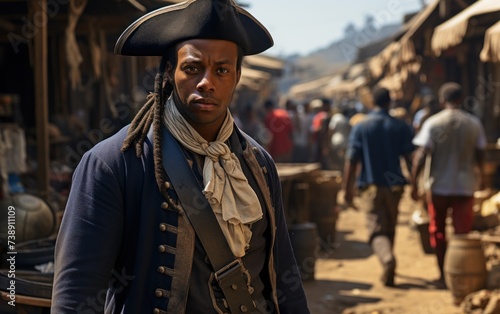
[[121, 54, 173, 195]]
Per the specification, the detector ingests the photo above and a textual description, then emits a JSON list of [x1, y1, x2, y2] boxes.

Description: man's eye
[[184, 66, 199, 73], [217, 68, 229, 74]]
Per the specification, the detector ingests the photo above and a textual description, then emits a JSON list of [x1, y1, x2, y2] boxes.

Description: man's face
[[168, 39, 241, 137]]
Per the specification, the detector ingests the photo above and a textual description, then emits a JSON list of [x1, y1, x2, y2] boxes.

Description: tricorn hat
[[114, 0, 273, 56]]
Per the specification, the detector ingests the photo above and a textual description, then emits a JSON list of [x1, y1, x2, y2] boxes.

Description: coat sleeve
[[264, 156, 311, 314], [51, 149, 124, 312]]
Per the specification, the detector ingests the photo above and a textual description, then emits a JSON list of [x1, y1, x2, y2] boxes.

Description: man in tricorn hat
[[51, 1, 310, 313]]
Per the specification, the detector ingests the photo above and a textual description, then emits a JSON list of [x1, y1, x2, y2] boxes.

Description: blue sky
[[245, 0, 429, 56]]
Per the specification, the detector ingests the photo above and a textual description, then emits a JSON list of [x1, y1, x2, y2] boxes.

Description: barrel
[[0, 194, 56, 245], [288, 222, 318, 281], [444, 235, 487, 305], [309, 170, 342, 246]]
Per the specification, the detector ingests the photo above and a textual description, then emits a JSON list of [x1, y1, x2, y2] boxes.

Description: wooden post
[[33, 0, 50, 201]]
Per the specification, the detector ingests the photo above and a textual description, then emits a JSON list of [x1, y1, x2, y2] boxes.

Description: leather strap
[[162, 128, 256, 313]]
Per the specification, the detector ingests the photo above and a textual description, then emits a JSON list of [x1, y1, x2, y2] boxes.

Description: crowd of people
[[235, 96, 356, 170], [236, 82, 486, 290]]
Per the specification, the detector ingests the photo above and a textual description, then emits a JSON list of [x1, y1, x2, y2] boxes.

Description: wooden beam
[[33, 0, 49, 201]]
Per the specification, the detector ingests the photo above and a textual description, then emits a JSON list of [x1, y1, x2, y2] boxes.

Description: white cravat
[[163, 97, 263, 257]]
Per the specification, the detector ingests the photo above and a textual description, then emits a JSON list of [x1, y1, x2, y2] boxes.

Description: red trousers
[[427, 194, 474, 278]]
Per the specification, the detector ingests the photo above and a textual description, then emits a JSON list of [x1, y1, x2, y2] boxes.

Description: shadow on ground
[[303, 279, 379, 313], [317, 230, 372, 260]]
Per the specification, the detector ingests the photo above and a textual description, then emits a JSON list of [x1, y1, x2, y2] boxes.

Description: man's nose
[[197, 71, 215, 92]]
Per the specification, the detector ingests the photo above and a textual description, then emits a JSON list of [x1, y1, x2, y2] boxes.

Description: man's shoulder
[[80, 125, 136, 165], [91, 125, 131, 154], [420, 110, 448, 127]]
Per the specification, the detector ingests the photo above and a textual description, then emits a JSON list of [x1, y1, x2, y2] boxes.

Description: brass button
[[153, 308, 160, 314], [157, 266, 166, 274], [159, 223, 167, 232], [240, 305, 248, 312], [158, 245, 166, 253], [231, 284, 238, 290], [164, 182, 172, 189], [161, 202, 169, 209], [155, 289, 163, 297]]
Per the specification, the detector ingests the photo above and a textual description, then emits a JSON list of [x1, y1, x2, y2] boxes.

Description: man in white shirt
[[410, 82, 486, 285]]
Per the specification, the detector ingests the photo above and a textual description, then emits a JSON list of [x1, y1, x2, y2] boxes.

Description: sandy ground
[[300, 189, 465, 314]]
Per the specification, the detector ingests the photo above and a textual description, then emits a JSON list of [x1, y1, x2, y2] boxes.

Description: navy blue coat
[[51, 125, 309, 313]]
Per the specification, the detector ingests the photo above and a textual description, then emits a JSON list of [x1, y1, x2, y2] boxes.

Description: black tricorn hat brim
[[114, 0, 274, 56]]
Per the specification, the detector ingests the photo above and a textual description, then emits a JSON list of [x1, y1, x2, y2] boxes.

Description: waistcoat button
[[164, 182, 172, 189], [153, 308, 160, 314], [161, 202, 169, 209], [157, 266, 166, 274], [155, 289, 163, 297], [158, 245, 166, 253], [240, 305, 248, 312], [159, 223, 167, 232]]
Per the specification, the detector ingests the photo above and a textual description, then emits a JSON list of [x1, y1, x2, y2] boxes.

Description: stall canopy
[[288, 75, 333, 100], [238, 67, 271, 90], [480, 20, 500, 62], [398, 0, 440, 57], [432, 0, 500, 56], [243, 55, 284, 77], [368, 0, 439, 80]]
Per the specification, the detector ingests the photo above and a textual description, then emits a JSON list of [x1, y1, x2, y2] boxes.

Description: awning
[[432, 0, 500, 56], [368, 0, 439, 79], [243, 55, 285, 71], [480, 20, 500, 62], [377, 61, 421, 101], [398, 0, 440, 62], [324, 76, 367, 97], [237, 67, 271, 90], [240, 67, 271, 81], [288, 76, 333, 99], [368, 42, 401, 79], [400, 0, 440, 41]]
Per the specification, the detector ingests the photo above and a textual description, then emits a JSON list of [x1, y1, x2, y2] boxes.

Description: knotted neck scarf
[[163, 97, 263, 257]]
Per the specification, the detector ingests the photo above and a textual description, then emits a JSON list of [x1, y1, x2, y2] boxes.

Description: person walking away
[[51, 1, 310, 312], [342, 87, 414, 287], [411, 82, 486, 285]]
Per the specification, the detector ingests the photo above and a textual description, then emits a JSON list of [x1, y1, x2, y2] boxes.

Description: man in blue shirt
[[342, 87, 414, 286]]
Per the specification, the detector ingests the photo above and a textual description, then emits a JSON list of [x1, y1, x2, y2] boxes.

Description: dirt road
[[301, 189, 464, 314]]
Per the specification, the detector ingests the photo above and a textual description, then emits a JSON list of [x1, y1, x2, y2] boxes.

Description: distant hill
[[296, 23, 401, 78], [278, 23, 403, 94]]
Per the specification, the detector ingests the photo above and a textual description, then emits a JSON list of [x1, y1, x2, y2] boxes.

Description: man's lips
[[192, 98, 217, 110]]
